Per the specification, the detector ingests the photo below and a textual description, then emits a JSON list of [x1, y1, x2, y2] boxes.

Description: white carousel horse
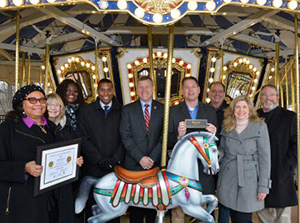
[[75, 131, 220, 223]]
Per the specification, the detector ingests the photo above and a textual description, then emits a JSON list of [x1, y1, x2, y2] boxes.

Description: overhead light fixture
[[272, 0, 283, 7], [240, 0, 249, 4], [47, 0, 56, 3], [98, 0, 109, 9], [0, 0, 8, 7], [171, 9, 181, 19], [29, 0, 40, 4], [153, 13, 163, 23], [256, 0, 267, 5], [223, 0, 232, 2], [117, 0, 127, 10], [188, 0, 198, 10], [206, 1, 216, 11], [288, 0, 298, 9], [12, 0, 24, 6], [134, 8, 145, 19]]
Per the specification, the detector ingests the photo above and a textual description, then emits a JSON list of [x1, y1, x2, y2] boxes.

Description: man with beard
[[256, 84, 297, 223]]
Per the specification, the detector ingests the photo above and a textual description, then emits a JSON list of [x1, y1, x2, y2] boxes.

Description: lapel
[[148, 100, 159, 134], [179, 102, 192, 119], [93, 98, 105, 123], [266, 107, 282, 134], [238, 122, 260, 141], [134, 100, 148, 134]]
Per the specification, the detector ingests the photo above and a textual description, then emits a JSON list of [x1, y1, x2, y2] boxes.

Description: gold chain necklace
[[38, 125, 47, 134]]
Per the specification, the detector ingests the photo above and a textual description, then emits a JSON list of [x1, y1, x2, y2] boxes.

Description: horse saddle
[[114, 165, 159, 187]]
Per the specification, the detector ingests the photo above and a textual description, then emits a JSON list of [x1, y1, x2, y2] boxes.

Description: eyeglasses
[[261, 93, 277, 98], [24, 97, 47, 104], [47, 103, 61, 108], [66, 89, 79, 93]]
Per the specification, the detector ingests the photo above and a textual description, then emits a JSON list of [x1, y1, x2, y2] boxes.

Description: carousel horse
[[75, 131, 220, 223]]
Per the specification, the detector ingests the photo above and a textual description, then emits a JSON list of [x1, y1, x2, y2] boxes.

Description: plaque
[[185, 119, 207, 129]]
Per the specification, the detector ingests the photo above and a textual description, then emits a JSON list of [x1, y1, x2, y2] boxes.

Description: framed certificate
[[34, 138, 82, 196]]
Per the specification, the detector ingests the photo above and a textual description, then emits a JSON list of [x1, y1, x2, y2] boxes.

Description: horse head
[[181, 131, 220, 175]]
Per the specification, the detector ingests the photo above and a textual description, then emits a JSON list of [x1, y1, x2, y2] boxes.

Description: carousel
[[0, 0, 299, 222]]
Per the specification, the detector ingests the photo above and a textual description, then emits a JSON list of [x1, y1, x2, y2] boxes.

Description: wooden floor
[[119, 206, 299, 223]]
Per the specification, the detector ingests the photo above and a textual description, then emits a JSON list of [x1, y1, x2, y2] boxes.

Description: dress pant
[[218, 203, 230, 223], [129, 206, 156, 223], [257, 207, 292, 223], [171, 207, 185, 223], [230, 209, 252, 223]]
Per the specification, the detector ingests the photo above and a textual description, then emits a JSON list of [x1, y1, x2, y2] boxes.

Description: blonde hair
[[47, 93, 65, 125], [222, 95, 262, 133]]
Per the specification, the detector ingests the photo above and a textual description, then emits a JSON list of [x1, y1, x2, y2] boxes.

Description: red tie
[[144, 103, 150, 133]]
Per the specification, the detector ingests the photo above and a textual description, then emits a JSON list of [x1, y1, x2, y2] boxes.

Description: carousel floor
[[119, 206, 298, 223]]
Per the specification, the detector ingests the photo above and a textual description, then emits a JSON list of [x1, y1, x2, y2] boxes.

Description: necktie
[[104, 105, 109, 117], [144, 103, 150, 133]]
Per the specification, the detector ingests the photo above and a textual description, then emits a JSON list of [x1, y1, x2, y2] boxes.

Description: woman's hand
[[76, 156, 84, 167], [25, 161, 43, 177], [206, 123, 217, 135], [257, 193, 267, 201]]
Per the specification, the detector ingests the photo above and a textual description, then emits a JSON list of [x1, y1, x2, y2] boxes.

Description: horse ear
[[208, 133, 218, 143]]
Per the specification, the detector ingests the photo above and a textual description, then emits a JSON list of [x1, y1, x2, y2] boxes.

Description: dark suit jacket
[[168, 101, 218, 194], [77, 97, 124, 178], [257, 106, 298, 207], [120, 100, 164, 171]]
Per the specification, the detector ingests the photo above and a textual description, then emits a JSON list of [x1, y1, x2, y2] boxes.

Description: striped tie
[[144, 103, 150, 133]]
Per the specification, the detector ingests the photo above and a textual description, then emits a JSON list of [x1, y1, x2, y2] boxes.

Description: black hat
[[12, 84, 45, 110]]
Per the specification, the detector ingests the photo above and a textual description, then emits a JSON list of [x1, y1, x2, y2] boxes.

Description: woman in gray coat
[[217, 95, 271, 223]]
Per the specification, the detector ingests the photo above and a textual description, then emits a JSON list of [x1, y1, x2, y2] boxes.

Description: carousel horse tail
[[75, 176, 98, 214]]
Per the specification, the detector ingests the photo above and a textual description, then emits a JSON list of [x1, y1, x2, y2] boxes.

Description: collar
[[99, 100, 112, 110], [166, 171, 203, 192], [23, 116, 47, 128], [140, 99, 152, 108]]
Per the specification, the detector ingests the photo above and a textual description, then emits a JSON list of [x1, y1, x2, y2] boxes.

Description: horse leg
[[181, 204, 214, 223], [155, 210, 165, 223], [200, 195, 218, 214]]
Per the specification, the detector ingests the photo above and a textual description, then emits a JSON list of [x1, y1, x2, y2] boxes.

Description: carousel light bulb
[[75, 57, 80, 62], [130, 92, 135, 96], [253, 67, 257, 72], [206, 1, 216, 11], [157, 52, 162, 57], [29, 0, 40, 4], [171, 9, 181, 19], [163, 53, 168, 59], [207, 88, 210, 92], [143, 58, 148, 63], [61, 66, 65, 71], [246, 60, 250, 64], [41, 65, 45, 70], [209, 78, 214, 83], [98, 0, 109, 9], [249, 64, 253, 69], [185, 73, 191, 77], [206, 98, 211, 103], [254, 78, 258, 83], [187, 64, 192, 69], [127, 64, 132, 69], [224, 0, 232, 2], [153, 13, 163, 23], [81, 61, 85, 66], [12, 0, 24, 6], [272, 0, 283, 7], [93, 75, 96, 79], [128, 73, 133, 78], [243, 58, 247, 62], [64, 64, 68, 68], [86, 63, 91, 68], [57, 70, 61, 74], [134, 8, 145, 19], [129, 82, 134, 87], [210, 67, 215, 73], [103, 67, 109, 72], [234, 62, 238, 67], [92, 66, 96, 71], [68, 59, 72, 63], [223, 66, 228, 71], [47, 82, 51, 87], [271, 67, 275, 72], [269, 76, 273, 79], [223, 75, 226, 79], [288, 0, 298, 9], [252, 86, 256, 90], [188, 0, 198, 10], [172, 58, 176, 63], [179, 60, 184, 66], [71, 57, 75, 61], [212, 57, 217, 62], [256, 71, 260, 76], [102, 56, 107, 62], [0, 0, 8, 7], [174, 101, 179, 105], [256, 0, 267, 5], [117, 0, 127, 10], [134, 60, 140, 66], [47, 0, 56, 3], [238, 58, 243, 63], [240, 0, 249, 4], [59, 77, 63, 82]]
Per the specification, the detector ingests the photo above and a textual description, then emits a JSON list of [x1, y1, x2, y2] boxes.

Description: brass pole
[[94, 41, 99, 99], [39, 69, 43, 86], [291, 62, 295, 111], [21, 52, 26, 86], [15, 11, 20, 91], [44, 44, 50, 93], [285, 66, 289, 109], [294, 13, 300, 223], [148, 25, 157, 99], [275, 41, 280, 92], [27, 55, 31, 84], [280, 85, 284, 107], [220, 48, 224, 81], [161, 25, 174, 168]]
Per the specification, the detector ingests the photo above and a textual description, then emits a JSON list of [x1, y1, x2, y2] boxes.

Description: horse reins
[[188, 136, 212, 167]]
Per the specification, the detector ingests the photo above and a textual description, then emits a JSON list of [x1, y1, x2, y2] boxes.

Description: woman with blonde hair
[[217, 95, 271, 223]]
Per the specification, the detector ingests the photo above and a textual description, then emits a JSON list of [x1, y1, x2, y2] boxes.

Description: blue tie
[[104, 106, 109, 117]]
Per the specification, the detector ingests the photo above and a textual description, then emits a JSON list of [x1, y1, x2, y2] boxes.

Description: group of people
[[0, 74, 297, 223]]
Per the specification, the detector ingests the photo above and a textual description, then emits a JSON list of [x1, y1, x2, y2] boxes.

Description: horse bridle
[[188, 136, 214, 167]]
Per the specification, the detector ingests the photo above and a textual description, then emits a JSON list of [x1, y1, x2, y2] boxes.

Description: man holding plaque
[[168, 76, 218, 223], [77, 78, 124, 222]]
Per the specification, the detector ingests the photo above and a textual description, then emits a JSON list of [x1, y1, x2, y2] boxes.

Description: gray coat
[[217, 121, 271, 213]]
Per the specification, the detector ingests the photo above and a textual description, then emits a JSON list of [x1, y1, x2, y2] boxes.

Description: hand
[[99, 158, 119, 171], [177, 121, 187, 140], [206, 123, 217, 134], [139, 156, 154, 170], [257, 193, 267, 201], [76, 156, 84, 167], [25, 161, 43, 177]]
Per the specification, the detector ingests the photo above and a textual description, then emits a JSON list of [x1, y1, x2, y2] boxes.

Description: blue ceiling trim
[[0, 14, 10, 25], [189, 15, 203, 27], [277, 11, 294, 22], [99, 14, 119, 31], [214, 15, 233, 29]]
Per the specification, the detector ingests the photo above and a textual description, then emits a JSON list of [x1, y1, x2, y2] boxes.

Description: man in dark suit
[[77, 78, 123, 222], [257, 84, 297, 223], [168, 76, 218, 223], [120, 76, 164, 223]]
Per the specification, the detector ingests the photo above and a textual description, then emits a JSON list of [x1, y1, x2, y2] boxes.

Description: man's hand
[[76, 156, 84, 167], [257, 193, 267, 201], [139, 156, 154, 170], [25, 161, 43, 177], [206, 123, 217, 134], [178, 121, 187, 140]]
